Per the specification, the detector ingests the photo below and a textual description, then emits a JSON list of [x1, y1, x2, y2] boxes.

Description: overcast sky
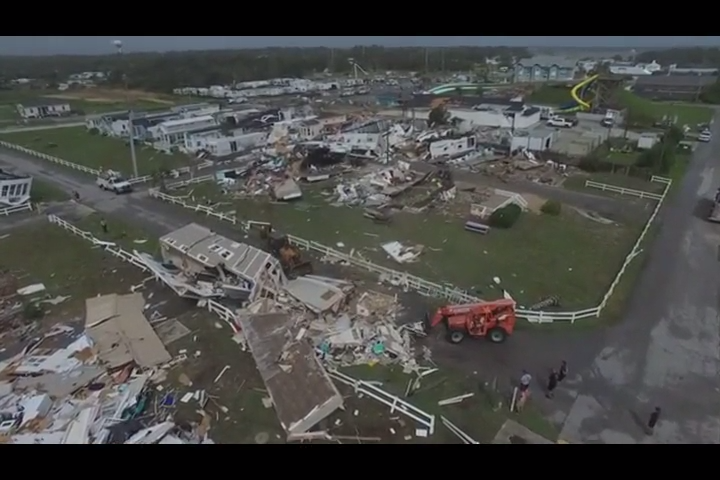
[[1, 36, 720, 56]]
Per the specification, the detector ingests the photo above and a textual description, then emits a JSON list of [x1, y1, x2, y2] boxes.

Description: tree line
[[0, 46, 531, 93]]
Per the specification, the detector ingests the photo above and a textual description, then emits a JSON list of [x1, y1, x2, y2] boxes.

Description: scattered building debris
[[437, 393, 475, 406], [237, 311, 344, 435], [0, 292, 216, 444], [381, 241, 424, 264]]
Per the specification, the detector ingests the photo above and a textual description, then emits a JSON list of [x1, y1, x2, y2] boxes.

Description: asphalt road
[[3, 126, 720, 443], [559, 112, 720, 444]]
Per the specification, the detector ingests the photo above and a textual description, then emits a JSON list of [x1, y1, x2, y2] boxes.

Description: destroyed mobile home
[[0, 293, 213, 444], [115, 222, 429, 438]]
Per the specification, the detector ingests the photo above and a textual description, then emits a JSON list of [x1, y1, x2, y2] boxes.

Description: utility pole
[[113, 39, 139, 179], [441, 49, 446, 73], [329, 48, 335, 73], [424, 48, 430, 74]]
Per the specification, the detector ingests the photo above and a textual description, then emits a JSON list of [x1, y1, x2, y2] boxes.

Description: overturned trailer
[[158, 223, 286, 302]]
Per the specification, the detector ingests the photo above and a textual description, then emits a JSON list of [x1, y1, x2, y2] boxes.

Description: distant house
[[513, 56, 578, 83], [668, 65, 719, 76], [608, 65, 653, 76], [154, 115, 218, 152], [633, 75, 717, 102], [16, 100, 71, 119]]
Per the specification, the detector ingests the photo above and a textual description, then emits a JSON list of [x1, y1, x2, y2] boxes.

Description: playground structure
[[425, 82, 531, 100], [425, 76, 625, 112], [426, 83, 483, 95], [556, 75, 599, 113], [556, 75, 625, 113]]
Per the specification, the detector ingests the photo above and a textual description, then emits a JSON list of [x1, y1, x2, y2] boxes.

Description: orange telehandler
[[425, 299, 516, 344]]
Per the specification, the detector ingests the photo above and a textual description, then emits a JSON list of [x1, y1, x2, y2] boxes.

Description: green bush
[[88, 127, 100, 135], [540, 200, 562, 216], [488, 204, 522, 229]]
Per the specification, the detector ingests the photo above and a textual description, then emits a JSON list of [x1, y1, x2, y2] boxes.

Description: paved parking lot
[[548, 119, 643, 156]]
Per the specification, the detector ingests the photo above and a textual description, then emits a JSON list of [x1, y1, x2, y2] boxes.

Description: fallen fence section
[[0, 203, 32, 216], [150, 174, 673, 325], [441, 416, 480, 444], [0, 141, 213, 186], [45, 214, 239, 331], [329, 370, 436, 435]]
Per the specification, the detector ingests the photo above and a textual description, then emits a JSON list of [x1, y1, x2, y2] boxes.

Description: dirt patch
[[44, 88, 174, 105]]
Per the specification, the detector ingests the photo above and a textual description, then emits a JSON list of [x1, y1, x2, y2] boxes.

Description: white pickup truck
[[96, 170, 132, 194], [547, 116, 577, 128]]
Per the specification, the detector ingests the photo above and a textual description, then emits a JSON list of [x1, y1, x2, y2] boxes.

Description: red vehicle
[[425, 299, 516, 344]]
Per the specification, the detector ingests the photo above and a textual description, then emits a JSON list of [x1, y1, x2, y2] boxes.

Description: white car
[[698, 130, 712, 143], [547, 116, 577, 128]]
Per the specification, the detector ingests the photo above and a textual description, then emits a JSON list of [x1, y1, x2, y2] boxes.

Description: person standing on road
[[100, 218, 108, 234], [72, 190, 80, 202], [546, 370, 558, 398], [647, 407, 661, 435], [558, 360, 568, 382], [515, 371, 532, 412], [519, 370, 532, 393]]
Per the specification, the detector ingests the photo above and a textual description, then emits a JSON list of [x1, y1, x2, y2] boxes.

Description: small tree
[[428, 105, 449, 128], [540, 200, 562, 216]]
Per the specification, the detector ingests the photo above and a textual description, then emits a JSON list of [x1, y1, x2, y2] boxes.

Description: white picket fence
[[45, 214, 241, 330], [148, 174, 673, 324], [585, 180, 664, 201], [0, 140, 213, 186], [0, 203, 32, 216], [148, 188, 480, 306]]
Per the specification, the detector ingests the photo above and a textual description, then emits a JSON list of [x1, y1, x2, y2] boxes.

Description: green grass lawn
[[527, 85, 713, 126], [616, 90, 713, 126], [0, 88, 181, 124], [0, 126, 193, 177], [0, 220, 146, 313], [526, 84, 575, 106], [73, 212, 160, 255], [30, 179, 70, 203], [605, 151, 638, 166], [563, 172, 665, 195], [0, 104, 18, 122], [342, 364, 558, 443], [74, 100, 170, 115], [173, 182, 641, 310]]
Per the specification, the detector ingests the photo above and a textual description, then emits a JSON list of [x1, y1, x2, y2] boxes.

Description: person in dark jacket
[[558, 360, 568, 382], [647, 407, 661, 434], [546, 370, 558, 398]]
